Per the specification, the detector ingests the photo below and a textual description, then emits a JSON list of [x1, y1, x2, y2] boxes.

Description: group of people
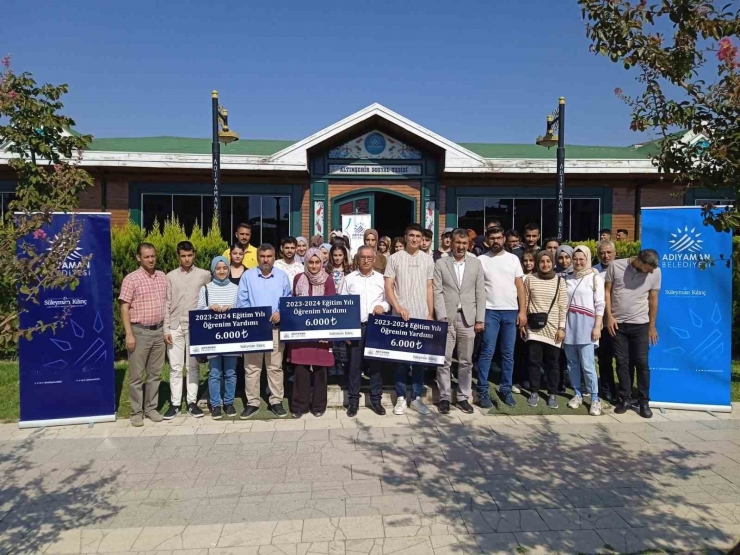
[[118, 218, 660, 427]]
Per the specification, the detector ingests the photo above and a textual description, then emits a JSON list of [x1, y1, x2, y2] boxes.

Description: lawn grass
[[0, 360, 738, 423]]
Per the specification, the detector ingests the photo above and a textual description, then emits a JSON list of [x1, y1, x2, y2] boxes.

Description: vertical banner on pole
[[642, 207, 732, 412], [342, 213, 372, 258], [18, 213, 116, 427]]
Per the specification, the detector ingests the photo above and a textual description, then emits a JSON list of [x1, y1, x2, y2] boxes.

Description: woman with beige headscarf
[[360, 228, 386, 273]]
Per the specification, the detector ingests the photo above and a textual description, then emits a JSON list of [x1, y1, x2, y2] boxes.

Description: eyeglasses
[[358, 256, 374, 261]]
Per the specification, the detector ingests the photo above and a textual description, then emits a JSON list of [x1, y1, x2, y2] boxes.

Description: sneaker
[[270, 403, 288, 418], [589, 400, 603, 416], [567, 395, 583, 410], [163, 405, 180, 420], [393, 397, 407, 415], [438, 400, 451, 415], [547, 395, 558, 409], [188, 403, 204, 418], [211, 406, 223, 420], [224, 404, 237, 417], [457, 400, 474, 414], [312, 410, 325, 418], [477, 395, 493, 409], [146, 411, 164, 423], [130, 414, 144, 427], [370, 403, 386, 416], [410, 397, 431, 415], [240, 405, 259, 419], [511, 384, 521, 394], [292, 412, 304, 419], [501, 392, 516, 408], [527, 393, 539, 408]]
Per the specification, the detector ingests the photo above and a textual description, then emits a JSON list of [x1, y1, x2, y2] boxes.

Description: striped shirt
[[196, 281, 239, 310], [524, 275, 568, 347], [384, 250, 434, 319]]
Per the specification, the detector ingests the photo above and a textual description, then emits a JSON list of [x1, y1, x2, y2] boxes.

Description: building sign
[[328, 131, 422, 160], [329, 164, 422, 176]]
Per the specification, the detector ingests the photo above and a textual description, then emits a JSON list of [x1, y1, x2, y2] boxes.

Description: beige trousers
[[243, 328, 284, 407]]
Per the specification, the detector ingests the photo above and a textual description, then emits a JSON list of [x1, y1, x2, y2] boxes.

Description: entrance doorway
[[374, 192, 413, 239], [332, 190, 415, 241]]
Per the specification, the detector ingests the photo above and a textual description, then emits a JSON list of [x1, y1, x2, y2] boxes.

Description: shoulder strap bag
[[526, 277, 561, 331]]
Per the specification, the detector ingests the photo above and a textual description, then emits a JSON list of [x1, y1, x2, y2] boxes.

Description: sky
[[3, 0, 657, 146]]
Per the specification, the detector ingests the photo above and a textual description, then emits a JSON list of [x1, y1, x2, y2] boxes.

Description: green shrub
[[111, 217, 227, 355]]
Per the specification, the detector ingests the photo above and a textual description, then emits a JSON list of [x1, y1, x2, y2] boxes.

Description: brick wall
[[612, 182, 683, 237], [106, 176, 130, 227], [438, 183, 446, 235], [300, 184, 310, 238]]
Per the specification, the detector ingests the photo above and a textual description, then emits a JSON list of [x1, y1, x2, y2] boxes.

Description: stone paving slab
[[2, 405, 740, 554]]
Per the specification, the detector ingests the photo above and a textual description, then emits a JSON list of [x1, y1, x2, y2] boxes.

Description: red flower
[[717, 38, 739, 68], [7, 90, 17, 100], [614, 87, 623, 96], [33, 229, 47, 240]]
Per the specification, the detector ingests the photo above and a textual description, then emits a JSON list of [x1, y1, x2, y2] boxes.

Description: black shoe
[[270, 403, 288, 418], [292, 412, 304, 419], [347, 404, 358, 418], [370, 403, 386, 416], [188, 403, 204, 418], [311, 410, 325, 418], [211, 406, 223, 420], [438, 400, 451, 415], [240, 405, 259, 419], [614, 400, 631, 415], [457, 400, 474, 414], [163, 405, 180, 420], [224, 404, 237, 417], [639, 401, 653, 419]]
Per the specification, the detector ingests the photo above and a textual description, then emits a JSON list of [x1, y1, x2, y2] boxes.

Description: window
[[457, 197, 601, 241], [142, 193, 290, 245], [1, 193, 16, 220]]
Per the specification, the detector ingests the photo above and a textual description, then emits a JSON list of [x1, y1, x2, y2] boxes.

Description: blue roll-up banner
[[279, 295, 361, 341], [189, 307, 273, 355], [364, 315, 448, 366], [642, 206, 732, 412], [18, 213, 116, 428]]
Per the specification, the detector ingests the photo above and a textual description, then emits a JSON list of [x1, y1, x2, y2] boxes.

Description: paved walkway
[[2, 405, 740, 555]]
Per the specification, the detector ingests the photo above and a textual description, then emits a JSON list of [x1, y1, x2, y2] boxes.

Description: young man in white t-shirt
[[477, 227, 527, 408]]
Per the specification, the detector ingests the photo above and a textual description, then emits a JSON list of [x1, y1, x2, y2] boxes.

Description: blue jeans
[[395, 364, 424, 400], [565, 344, 599, 402], [208, 356, 237, 407], [477, 309, 518, 396]]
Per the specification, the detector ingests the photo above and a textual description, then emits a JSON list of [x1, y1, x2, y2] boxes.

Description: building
[[0, 103, 728, 245]]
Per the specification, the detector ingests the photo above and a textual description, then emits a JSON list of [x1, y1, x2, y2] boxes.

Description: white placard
[[342, 213, 372, 258]]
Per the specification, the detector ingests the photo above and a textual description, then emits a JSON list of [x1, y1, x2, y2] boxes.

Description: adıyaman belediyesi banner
[[642, 207, 732, 412], [18, 213, 116, 427]]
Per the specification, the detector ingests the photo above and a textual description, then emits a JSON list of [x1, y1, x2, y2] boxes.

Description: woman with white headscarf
[[563, 245, 605, 416]]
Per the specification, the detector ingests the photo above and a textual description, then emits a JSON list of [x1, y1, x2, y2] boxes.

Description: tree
[[0, 56, 94, 348], [579, 0, 740, 231]]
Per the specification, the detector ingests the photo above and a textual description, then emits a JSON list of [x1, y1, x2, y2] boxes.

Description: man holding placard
[[384, 223, 435, 416], [236, 244, 292, 418], [433, 229, 485, 415], [341, 245, 390, 417]]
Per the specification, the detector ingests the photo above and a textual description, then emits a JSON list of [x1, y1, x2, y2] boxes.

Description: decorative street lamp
[[536, 97, 565, 241], [211, 90, 239, 232]]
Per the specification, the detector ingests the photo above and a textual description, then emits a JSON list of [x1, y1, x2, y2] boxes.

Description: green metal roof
[[87, 136, 653, 159], [88, 137, 296, 156]]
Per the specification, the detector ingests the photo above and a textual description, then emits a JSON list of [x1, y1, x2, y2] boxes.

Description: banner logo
[[669, 226, 703, 253]]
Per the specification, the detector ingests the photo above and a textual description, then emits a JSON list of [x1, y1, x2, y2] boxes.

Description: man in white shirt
[[273, 236, 304, 283], [477, 226, 527, 408], [341, 246, 389, 417]]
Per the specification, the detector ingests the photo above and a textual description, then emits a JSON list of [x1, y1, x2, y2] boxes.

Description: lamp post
[[536, 97, 565, 241], [211, 90, 239, 233]]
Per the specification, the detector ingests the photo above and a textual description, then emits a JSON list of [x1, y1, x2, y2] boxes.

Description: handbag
[[195, 285, 210, 364], [526, 277, 560, 331]]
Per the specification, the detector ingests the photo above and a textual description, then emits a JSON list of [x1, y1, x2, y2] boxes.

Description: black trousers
[[347, 324, 383, 406], [597, 332, 617, 397], [526, 340, 560, 395], [613, 323, 650, 402], [292, 365, 328, 414]]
